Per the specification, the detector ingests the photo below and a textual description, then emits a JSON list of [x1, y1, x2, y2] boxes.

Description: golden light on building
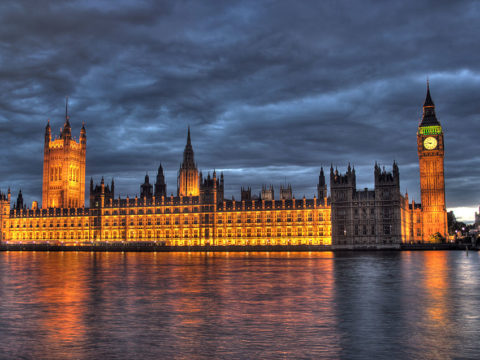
[[42, 99, 86, 209], [1, 194, 332, 246], [0, 86, 449, 247], [177, 127, 200, 197], [417, 83, 448, 242]]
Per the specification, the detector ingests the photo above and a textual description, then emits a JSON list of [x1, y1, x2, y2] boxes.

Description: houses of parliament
[[0, 86, 448, 247]]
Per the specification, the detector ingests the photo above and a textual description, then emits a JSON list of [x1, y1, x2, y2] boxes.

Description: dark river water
[[0, 251, 479, 359]]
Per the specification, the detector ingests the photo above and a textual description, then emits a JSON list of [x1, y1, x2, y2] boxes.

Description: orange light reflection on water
[[418, 251, 455, 359]]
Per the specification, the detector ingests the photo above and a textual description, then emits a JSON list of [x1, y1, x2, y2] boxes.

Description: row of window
[[7, 227, 330, 240], [5, 237, 330, 246], [101, 213, 328, 222], [9, 221, 89, 228], [5, 210, 330, 229], [338, 224, 393, 236]]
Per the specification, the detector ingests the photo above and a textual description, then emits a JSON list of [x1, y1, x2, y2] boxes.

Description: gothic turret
[[374, 162, 399, 186], [80, 121, 87, 146], [16, 190, 24, 210], [261, 185, 274, 201], [155, 164, 167, 198], [45, 120, 51, 143], [241, 187, 252, 201], [200, 170, 224, 204], [140, 173, 153, 200], [89, 177, 114, 207], [317, 167, 327, 200], [330, 164, 356, 188], [280, 184, 293, 200]]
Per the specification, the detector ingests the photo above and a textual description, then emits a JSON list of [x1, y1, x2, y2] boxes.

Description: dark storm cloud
[[0, 0, 479, 219]]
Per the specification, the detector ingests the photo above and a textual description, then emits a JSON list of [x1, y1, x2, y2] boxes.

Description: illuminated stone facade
[[0, 87, 448, 246], [417, 84, 448, 241], [0, 184, 332, 246], [0, 127, 331, 245], [0, 194, 332, 246], [42, 102, 86, 209]]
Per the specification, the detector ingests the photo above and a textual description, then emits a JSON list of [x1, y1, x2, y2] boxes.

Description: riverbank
[[0, 243, 476, 252]]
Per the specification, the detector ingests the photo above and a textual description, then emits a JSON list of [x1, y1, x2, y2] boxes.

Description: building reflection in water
[[0, 250, 479, 359], [38, 254, 89, 356], [142, 251, 341, 358], [0, 252, 90, 359], [411, 251, 455, 359]]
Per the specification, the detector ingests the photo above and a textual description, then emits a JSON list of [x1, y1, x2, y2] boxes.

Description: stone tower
[[280, 184, 292, 200], [261, 185, 274, 201], [89, 177, 114, 208], [200, 171, 224, 204], [317, 167, 327, 202], [177, 127, 199, 196], [42, 99, 86, 208], [330, 165, 356, 244], [0, 189, 11, 243], [140, 173, 153, 200], [154, 164, 167, 198], [417, 83, 447, 241]]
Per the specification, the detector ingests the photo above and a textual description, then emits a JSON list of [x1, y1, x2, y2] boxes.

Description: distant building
[[261, 185, 274, 201], [280, 185, 293, 201]]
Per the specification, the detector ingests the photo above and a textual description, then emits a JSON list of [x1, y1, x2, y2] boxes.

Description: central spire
[[177, 126, 200, 196], [181, 126, 195, 169]]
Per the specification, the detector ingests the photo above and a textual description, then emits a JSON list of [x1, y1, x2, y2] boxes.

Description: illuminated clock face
[[423, 136, 438, 150]]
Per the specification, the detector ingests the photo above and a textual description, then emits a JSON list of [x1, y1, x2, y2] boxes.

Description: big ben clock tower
[[417, 83, 447, 242]]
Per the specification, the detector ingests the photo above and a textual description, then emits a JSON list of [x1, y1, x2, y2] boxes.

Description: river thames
[[0, 251, 478, 359]]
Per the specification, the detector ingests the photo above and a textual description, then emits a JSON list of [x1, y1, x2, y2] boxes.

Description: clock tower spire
[[417, 82, 447, 241]]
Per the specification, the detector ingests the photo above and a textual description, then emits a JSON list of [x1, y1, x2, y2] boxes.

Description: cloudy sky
[[0, 0, 479, 221]]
